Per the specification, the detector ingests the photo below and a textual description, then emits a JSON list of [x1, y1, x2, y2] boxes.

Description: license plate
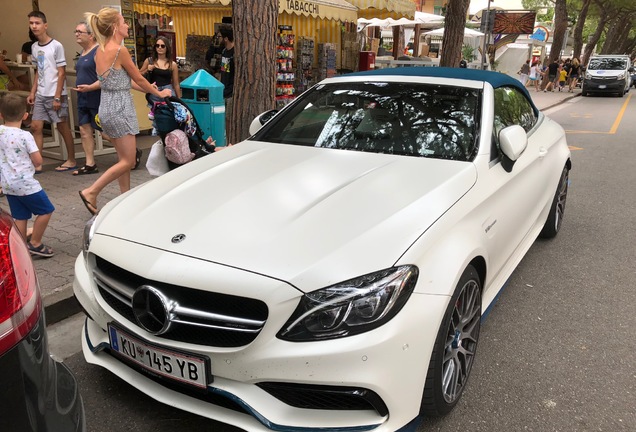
[[599, 85, 606, 89], [108, 324, 210, 389]]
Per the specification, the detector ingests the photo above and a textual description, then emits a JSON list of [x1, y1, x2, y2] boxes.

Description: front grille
[[93, 256, 268, 347], [256, 382, 389, 417], [590, 76, 621, 82]]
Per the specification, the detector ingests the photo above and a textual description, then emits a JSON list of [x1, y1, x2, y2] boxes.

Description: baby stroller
[[152, 96, 216, 170]]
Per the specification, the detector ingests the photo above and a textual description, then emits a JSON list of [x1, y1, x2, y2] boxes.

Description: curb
[[43, 283, 82, 327], [537, 93, 580, 111]]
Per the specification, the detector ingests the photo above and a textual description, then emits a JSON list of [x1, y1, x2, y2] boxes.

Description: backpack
[[164, 129, 194, 165]]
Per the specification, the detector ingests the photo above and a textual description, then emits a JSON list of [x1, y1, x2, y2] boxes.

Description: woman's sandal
[[79, 191, 98, 216], [72, 164, 99, 176]]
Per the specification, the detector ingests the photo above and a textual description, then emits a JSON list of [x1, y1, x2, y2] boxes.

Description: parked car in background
[[0, 209, 85, 431], [74, 68, 571, 432], [582, 54, 633, 96]]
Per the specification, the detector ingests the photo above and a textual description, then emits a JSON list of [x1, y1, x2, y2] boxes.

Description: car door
[[480, 87, 553, 288]]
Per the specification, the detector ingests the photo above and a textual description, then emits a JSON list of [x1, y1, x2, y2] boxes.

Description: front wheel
[[420, 265, 481, 416], [539, 165, 569, 239]]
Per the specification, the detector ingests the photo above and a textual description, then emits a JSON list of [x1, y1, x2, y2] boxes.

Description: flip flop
[[78, 191, 98, 216], [55, 164, 78, 172], [72, 164, 99, 176]]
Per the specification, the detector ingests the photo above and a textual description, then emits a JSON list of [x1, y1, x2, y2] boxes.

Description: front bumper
[[73, 243, 447, 432], [583, 78, 626, 93]]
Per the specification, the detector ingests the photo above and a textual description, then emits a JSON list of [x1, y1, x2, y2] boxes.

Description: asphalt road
[[53, 92, 636, 432]]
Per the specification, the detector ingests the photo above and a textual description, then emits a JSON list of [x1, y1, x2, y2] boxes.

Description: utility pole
[[481, 0, 493, 70]]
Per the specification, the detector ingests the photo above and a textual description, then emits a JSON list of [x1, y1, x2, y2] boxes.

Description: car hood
[[95, 141, 476, 291], [587, 69, 627, 78]]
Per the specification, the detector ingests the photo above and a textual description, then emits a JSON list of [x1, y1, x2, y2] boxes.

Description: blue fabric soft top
[[348, 67, 538, 114]]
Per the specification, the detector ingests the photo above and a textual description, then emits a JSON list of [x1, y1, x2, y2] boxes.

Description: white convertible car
[[74, 68, 571, 431]]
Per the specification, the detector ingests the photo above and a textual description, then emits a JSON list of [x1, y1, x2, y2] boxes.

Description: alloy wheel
[[441, 279, 481, 403]]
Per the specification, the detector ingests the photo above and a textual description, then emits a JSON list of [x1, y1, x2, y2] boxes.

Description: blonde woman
[[77, 8, 171, 215], [568, 58, 581, 92]]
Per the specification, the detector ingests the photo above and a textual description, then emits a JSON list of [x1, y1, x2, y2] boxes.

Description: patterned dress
[[97, 47, 139, 138]]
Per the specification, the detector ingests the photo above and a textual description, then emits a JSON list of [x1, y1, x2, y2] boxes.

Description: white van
[[582, 55, 633, 97]]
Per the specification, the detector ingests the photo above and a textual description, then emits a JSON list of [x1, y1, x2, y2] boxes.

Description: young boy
[[0, 93, 55, 257], [26, 10, 77, 172], [558, 67, 568, 91]]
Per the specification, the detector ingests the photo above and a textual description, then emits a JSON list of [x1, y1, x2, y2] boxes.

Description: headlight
[[617, 72, 626, 80], [82, 215, 97, 259], [585, 72, 591, 80], [278, 265, 418, 341]]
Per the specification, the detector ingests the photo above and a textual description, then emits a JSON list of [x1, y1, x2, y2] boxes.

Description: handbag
[[146, 140, 169, 176], [143, 57, 154, 81]]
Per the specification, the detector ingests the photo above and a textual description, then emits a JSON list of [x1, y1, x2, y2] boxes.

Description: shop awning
[[136, 0, 357, 22], [280, 0, 358, 22], [134, 0, 231, 5], [347, 0, 415, 17]]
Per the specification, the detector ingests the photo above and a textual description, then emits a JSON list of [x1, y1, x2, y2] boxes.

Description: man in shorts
[[26, 10, 77, 172]]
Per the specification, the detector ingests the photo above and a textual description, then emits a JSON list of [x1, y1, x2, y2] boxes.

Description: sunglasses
[[74, 30, 90, 35], [155, 44, 166, 48]]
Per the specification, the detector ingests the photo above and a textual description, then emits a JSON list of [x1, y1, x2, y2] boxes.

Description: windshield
[[588, 58, 627, 70], [253, 82, 481, 161]]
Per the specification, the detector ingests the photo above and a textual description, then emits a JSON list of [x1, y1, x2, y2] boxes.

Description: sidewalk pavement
[[0, 88, 580, 326]]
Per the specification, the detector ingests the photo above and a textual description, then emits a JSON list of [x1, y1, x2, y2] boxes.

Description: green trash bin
[[180, 69, 226, 146]]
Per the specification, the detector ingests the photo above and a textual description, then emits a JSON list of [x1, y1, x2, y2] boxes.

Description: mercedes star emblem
[[132, 285, 174, 335], [171, 234, 186, 243]]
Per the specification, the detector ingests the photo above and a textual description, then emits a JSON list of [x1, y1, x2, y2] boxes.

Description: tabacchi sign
[[284, 0, 320, 15]]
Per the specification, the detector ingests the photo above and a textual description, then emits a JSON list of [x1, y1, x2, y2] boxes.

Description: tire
[[539, 165, 569, 239], [420, 265, 481, 416]]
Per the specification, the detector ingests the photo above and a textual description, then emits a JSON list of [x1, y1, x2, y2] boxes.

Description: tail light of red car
[[0, 212, 42, 355]]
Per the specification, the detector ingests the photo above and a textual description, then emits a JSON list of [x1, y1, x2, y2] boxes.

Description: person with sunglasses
[[139, 36, 181, 127]]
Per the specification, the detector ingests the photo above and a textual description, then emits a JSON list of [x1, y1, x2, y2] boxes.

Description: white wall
[[1, 2, 33, 59], [38, 0, 117, 64]]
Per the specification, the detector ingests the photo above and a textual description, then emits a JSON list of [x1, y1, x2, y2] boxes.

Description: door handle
[[538, 147, 548, 158]]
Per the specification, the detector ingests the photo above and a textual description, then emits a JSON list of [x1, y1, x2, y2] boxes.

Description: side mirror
[[249, 109, 278, 136], [499, 125, 527, 162]]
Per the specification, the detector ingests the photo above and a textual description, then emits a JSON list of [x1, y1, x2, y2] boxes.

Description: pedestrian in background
[[219, 27, 234, 133], [568, 58, 581, 92], [139, 35, 181, 125], [518, 59, 530, 86], [71, 21, 104, 176], [544, 59, 560, 92], [529, 60, 542, 92], [26, 10, 77, 172], [0, 93, 55, 257]]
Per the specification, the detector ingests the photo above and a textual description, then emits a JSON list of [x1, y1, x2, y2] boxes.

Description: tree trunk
[[571, 0, 592, 60], [231, 0, 278, 143], [549, 0, 568, 62], [440, 0, 471, 67], [538, 0, 567, 89], [392, 26, 405, 59]]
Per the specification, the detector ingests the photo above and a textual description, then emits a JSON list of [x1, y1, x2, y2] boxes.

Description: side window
[[492, 87, 537, 160]]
